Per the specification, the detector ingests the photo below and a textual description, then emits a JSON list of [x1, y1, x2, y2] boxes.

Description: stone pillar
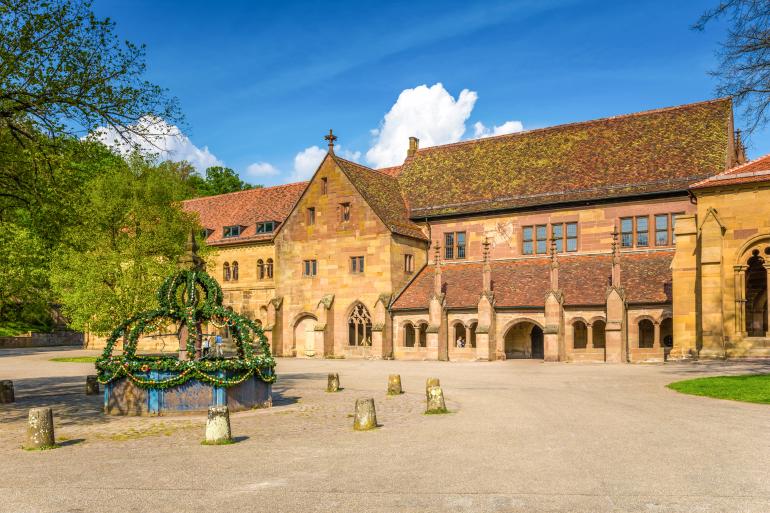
[[605, 288, 626, 363], [85, 375, 100, 395], [764, 264, 770, 338], [372, 295, 391, 359], [204, 406, 232, 444], [734, 265, 747, 336], [0, 380, 14, 403], [543, 292, 563, 361], [27, 407, 55, 449], [387, 374, 402, 395], [653, 322, 661, 349], [587, 324, 594, 349], [426, 386, 448, 414], [672, 214, 699, 359], [314, 294, 334, 358], [353, 398, 377, 430], [327, 373, 340, 392], [699, 209, 725, 358]]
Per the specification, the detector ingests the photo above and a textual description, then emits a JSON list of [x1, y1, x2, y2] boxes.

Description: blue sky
[[93, 0, 769, 186]]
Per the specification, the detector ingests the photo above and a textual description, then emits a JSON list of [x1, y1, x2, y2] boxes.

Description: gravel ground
[[0, 347, 768, 513]]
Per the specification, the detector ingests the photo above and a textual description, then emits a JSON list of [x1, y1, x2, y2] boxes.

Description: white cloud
[[244, 161, 279, 179], [473, 120, 524, 138], [89, 115, 222, 171], [366, 83, 477, 168], [290, 145, 327, 181]]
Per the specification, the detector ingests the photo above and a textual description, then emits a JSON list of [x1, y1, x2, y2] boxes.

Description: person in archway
[[456, 336, 465, 348]]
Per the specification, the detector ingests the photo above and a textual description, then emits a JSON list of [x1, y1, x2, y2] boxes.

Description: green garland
[[96, 268, 276, 389]]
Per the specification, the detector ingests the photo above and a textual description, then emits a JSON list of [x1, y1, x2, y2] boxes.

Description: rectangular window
[[566, 222, 578, 252], [404, 254, 414, 273], [655, 214, 669, 246], [522, 226, 533, 255], [444, 232, 466, 259], [307, 207, 315, 226], [223, 225, 241, 238], [256, 221, 275, 233], [620, 218, 633, 248], [536, 225, 547, 254], [350, 256, 364, 274], [303, 259, 317, 277], [321, 177, 328, 194], [445, 233, 454, 259], [340, 202, 350, 222], [552, 224, 564, 253], [671, 212, 684, 244], [456, 232, 466, 259], [636, 216, 649, 247]]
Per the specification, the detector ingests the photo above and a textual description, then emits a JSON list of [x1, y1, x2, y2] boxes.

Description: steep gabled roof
[[333, 155, 427, 240], [182, 182, 306, 246], [690, 153, 770, 190], [391, 251, 673, 310], [397, 99, 733, 218]]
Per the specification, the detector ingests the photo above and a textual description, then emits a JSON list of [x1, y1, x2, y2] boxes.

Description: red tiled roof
[[333, 156, 427, 240], [397, 99, 733, 218], [391, 251, 673, 310], [182, 182, 306, 246], [376, 165, 403, 177], [690, 153, 770, 189]]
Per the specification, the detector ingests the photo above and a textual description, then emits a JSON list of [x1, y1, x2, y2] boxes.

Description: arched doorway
[[503, 321, 544, 359], [404, 322, 415, 347], [746, 251, 768, 336], [293, 315, 316, 357], [638, 319, 654, 348], [572, 320, 588, 349]]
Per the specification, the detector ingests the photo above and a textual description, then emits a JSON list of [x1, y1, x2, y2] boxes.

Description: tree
[[49, 156, 201, 334], [188, 166, 257, 197], [696, 1, 770, 132]]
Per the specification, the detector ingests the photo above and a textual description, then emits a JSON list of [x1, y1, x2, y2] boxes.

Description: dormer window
[[223, 225, 241, 238], [200, 228, 214, 240], [256, 221, 276, 233]]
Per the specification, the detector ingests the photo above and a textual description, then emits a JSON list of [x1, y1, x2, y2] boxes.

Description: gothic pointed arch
[[347, 302, 372, 347]]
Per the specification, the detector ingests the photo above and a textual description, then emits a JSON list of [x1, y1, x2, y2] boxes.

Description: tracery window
[[348, 303, 372, 346], [404, 322, 415, 347], [573, 320, 587, 349], [231, 261, 239, 281], [266, 258, 274, 279], [257, 259, 265, 280], [223, 262, 231, 281]]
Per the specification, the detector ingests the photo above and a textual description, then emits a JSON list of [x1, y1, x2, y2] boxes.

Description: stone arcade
[[88, 98, 770, 362]]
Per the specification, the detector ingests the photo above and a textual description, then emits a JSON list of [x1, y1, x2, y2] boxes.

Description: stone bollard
[[353, 398, 377, 431], [85, 375, 100, 395], [426, 385, 448, 414], [0, 380, 14, 403], [204, 406, 232, 444], [387, 374, 402, 395], [326, 373, 340, 392], [425, 377, 440, 400], [27, 407, 56, 449]]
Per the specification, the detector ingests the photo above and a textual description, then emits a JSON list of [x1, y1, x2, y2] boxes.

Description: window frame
[[635, 216, 649, 247], [256, 221, 275, 234], [350, 255, 365, 274], [307, 207, 316, 226], [302, 259, 317, 277], [223, 225, 241, 238], [444, 231, 466, 260], [620, 217, 634, 248], [339, 202, 351, 223], [404, 254, 414, 273], [535, 224, 548, 254], [321, 177, 328, 195], [654, 213, 670, 246]]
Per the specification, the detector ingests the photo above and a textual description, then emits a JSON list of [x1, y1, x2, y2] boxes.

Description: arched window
[[469, 322, 477, 348], [266, 258, 274, 279], [638, 319, 654, 348], [592, 320, 606, 348], [257, 259, 265, 280], [745, 251, 767, 336], [348, 303, 372, 346], [418, 323, 428, 347], [404, 322, 415, 347], [573, 320, 588, 349], [232, 261, 239, 281], [223, 262, 231, 281], [453, 322, 466, 348]]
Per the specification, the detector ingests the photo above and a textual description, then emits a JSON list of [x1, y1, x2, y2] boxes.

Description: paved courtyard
[[0, 347, 768, 513]]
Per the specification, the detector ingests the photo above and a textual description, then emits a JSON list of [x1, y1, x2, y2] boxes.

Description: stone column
[[587, 324, 594, 349], [764, 263, 770, 338], [653, 322, 661, 349], [734, 265, 747, 336], [699, 210, 725, 358], [672, 214, 699, 359]]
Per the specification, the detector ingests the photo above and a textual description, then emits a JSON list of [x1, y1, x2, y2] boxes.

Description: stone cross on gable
[[324, 129, 337, 153]]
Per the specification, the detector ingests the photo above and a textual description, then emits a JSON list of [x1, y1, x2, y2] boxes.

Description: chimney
[[433, 243, 442, 296], [549, 239, 559, 291], [611, 226, 621, 288], [734, 129, 747, 166], [407, 136, 420, 158], [482, 237, 492, 293]]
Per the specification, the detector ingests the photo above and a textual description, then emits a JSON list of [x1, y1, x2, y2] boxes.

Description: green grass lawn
[[0, 321, 51, 337], [667, 374, 770, 404], [49, 356, 98, 363]]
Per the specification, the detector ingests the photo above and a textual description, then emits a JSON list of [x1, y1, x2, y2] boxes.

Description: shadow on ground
[[0, 376, 106, 425]]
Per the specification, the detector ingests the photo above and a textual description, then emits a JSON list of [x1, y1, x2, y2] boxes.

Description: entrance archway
[[293, 314, 316, 357], [503, 321, 544, 359]]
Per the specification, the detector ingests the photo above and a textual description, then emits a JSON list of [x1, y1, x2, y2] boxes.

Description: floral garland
[[96, 268, 275, 389]]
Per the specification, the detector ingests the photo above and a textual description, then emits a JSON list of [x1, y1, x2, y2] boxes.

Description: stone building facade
[[116, 97, 764, 363]]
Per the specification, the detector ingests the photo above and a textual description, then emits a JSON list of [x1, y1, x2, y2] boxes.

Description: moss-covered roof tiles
[[397, 99, 733, 218]]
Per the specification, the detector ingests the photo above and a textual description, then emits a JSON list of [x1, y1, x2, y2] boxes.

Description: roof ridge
[[690, 152, 770, 188], [183, 180, 308, 203], [412, 97, 732, 154]]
